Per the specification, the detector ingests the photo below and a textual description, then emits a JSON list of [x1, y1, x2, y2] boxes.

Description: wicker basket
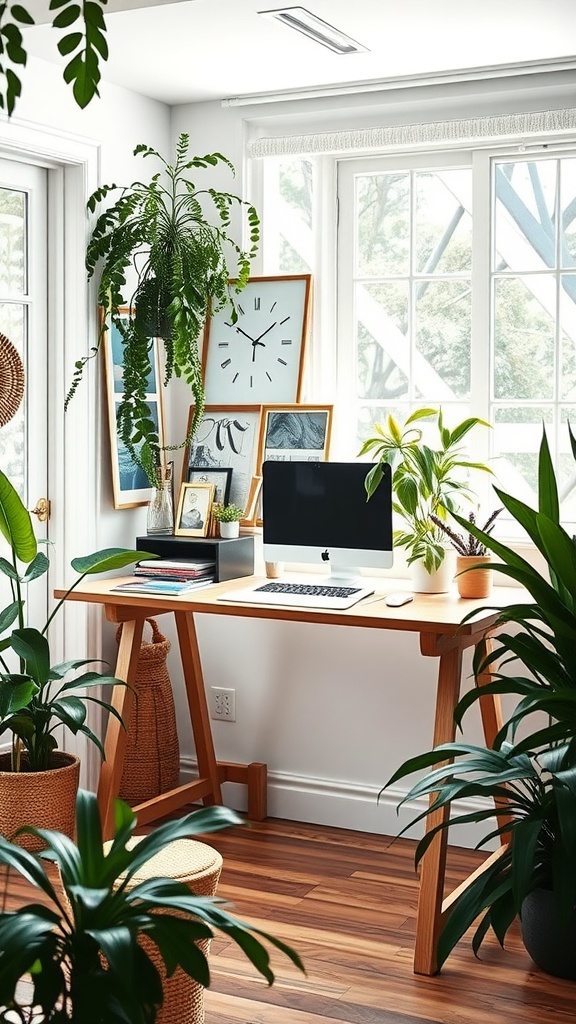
[[116, 618, 180, 804], [0, 751, 80, 851]]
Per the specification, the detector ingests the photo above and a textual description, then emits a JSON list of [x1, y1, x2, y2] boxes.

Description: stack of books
[[112, 558, 216, 596]]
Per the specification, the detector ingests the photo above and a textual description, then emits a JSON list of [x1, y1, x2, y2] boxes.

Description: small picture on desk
[[186, 467, 232, 506], [258, 405, 333, 468], [175, 482, 214, 537]]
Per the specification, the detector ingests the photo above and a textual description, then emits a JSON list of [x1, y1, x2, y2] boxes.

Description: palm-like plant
[[67, 133, 260, 484], [359, 408, 491, 573], [0, 791, 303, 1023], [381, 425, 576, 967]]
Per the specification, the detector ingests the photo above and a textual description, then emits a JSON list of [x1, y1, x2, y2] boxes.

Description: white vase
[[410, 550, 455, 594], [219, 520, 240, 538]]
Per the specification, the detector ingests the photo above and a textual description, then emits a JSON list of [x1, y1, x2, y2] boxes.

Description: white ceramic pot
[[410, 550, 455, 594], [219, 520, 240, 538]]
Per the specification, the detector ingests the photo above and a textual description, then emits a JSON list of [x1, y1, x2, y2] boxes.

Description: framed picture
[[102, 306, 166, 509], [257, 405, 333, 469], [182, 405, 262, 522], [175, 482, 214, 537], [187, 467, 232, 506], [202, 275, 312, 405]]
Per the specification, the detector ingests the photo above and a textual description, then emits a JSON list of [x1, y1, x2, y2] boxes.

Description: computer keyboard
[[219, 580, 376, 610]]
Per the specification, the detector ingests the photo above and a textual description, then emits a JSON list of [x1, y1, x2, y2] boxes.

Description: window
[[259, 146, 576, 525]]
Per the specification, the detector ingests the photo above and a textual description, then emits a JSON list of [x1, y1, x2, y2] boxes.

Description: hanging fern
[[68, 134, 259, 485]]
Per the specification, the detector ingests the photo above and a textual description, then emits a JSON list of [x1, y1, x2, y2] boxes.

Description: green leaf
[[0, 470, 36, 564], [10, 628, 51, 684], [70, 547, 151, 575], [0, 675, 38, 717], [11, 5, 35, 24], [52, 4, 81, 29]]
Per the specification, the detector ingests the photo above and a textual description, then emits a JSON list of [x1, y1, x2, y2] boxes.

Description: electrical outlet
[[211, 686, 236, 722]]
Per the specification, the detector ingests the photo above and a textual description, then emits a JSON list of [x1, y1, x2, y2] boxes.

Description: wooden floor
[[3, 816, 576, 1023]]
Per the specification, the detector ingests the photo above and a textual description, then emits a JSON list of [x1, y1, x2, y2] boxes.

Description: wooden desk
[[56, 573, 517, 977]]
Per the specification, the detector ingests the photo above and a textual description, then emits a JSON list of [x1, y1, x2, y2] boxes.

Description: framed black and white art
[[182, 405, 262, 520], [257, 404, 333, 470]]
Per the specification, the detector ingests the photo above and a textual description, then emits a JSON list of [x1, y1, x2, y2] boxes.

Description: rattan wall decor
[[0, 333, 24, 427], [115, 618, 180, 803]]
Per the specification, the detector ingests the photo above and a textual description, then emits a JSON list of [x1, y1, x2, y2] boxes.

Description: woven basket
[[0, 332, 25, 427], [0, 751, 80, 851], [108, 837, 223, 1024], [116, 618, 180, 803]]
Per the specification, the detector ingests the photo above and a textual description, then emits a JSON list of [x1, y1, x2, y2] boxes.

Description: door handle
[[30, 497, 50, 522]]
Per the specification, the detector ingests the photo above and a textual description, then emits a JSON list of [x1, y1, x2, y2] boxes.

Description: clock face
[[203, 275, 311, 404]]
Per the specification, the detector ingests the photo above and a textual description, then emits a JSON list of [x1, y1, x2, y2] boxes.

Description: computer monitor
[[262, 460, 393, 582]]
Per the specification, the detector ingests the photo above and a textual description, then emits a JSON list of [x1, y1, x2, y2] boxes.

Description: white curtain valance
[[247, 107, 576, 159]]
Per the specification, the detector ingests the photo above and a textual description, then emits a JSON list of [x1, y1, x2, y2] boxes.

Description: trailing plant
[[429, 508, 502, 556], [0, 468, 148, 771], [0, 0, 108, 116], [211, 502, 245, 523], [381, 425, 576, 968], [359, 408, 492, 573], [68, 133, 260, 484], [0, 789, 304, 1023]]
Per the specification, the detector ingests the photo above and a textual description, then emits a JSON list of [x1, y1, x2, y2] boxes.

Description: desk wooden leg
[[174, 611, 222, 808], [97, 617, 144, 839], [414, 638, 463, 976]]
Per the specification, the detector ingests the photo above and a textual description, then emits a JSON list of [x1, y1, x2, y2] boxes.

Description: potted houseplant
[[429, 508, 502, 597], [382, 426, 576, 976], [0, 789, 304, 1022], [0, 468, 148, 847], [212, 502, 245, 539], [66, 133, 260, 485], [359, 407, 492, 592]]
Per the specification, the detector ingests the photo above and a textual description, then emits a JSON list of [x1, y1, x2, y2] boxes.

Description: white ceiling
[[23, 0, 576, 106]]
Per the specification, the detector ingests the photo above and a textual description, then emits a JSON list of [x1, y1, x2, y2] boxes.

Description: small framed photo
[[175, 482, 214, 537], [102, 306, 166, 509], [257, 405, 333, 470], [187, 467, 232, 506]]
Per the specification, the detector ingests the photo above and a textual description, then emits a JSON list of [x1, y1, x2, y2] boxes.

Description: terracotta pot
[[455, 554, 492, 598], [0, 750, 80, 851]]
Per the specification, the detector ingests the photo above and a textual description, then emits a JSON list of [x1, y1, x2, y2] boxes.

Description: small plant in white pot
[[212, 502, 245, 538]]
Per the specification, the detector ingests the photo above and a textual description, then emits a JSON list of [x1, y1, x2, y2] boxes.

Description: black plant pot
[[521, 888, 576, 980]]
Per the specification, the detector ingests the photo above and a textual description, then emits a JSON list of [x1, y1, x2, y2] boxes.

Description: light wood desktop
[[56, 573, 518, 976]]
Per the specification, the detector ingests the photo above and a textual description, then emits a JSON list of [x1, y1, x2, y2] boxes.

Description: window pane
[[560, 158, 576, 266], [494, 159, 557, 272], [415, 279, 471, 399], [278, 159, 313, 273], [0, 302, 25, 493], [493, 276, 555, 399], [0, 187, 26, 295], [356, 281, 408, 401], [560, 274, 576, 399], [415, 170, 472, 273], [492, 405, 554, 506], [357, 173, 409, 276]]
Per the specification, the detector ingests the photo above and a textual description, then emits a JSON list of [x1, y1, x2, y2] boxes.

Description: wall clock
[[202, 274, 312, 404]]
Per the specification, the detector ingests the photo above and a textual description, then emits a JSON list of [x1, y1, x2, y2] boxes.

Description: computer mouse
[[385, 592, 414, 607]]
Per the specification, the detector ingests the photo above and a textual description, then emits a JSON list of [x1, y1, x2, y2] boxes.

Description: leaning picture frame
[[182, 405, 262, 525], [186, 466, 232, 506], [257, 404, 333, 470], [175, 482, 214, 537], [102, 306, 166, 509]]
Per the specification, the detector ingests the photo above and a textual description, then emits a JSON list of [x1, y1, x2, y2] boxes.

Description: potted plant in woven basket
[[0, 790, 304, 1023], [0, 468, 147, 849]]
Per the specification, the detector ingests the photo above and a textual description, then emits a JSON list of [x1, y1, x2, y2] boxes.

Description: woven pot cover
[[0, 333, 25, 427]]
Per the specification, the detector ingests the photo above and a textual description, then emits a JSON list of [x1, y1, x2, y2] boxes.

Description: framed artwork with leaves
[[182, 405, 262, 522], [102, 306, 166, 509]]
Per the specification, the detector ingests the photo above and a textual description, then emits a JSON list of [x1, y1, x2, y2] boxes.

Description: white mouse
[[385, 592, 414, 607]]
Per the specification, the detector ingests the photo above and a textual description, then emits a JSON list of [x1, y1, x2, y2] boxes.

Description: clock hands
[[236, 320, 279, 362], [253, 321, 277, 344]]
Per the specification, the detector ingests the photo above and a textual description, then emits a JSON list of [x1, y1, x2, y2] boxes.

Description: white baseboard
[[180, 758, 495, 850]]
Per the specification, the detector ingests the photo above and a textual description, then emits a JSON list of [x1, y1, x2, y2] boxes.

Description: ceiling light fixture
[[259, 6, 368, 55]]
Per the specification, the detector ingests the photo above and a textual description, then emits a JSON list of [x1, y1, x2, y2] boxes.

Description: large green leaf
[[70, 547, 154, 575], [10, 628, 51, 684], [0, 471, 37, 564], [0, 676, 38, 717]]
